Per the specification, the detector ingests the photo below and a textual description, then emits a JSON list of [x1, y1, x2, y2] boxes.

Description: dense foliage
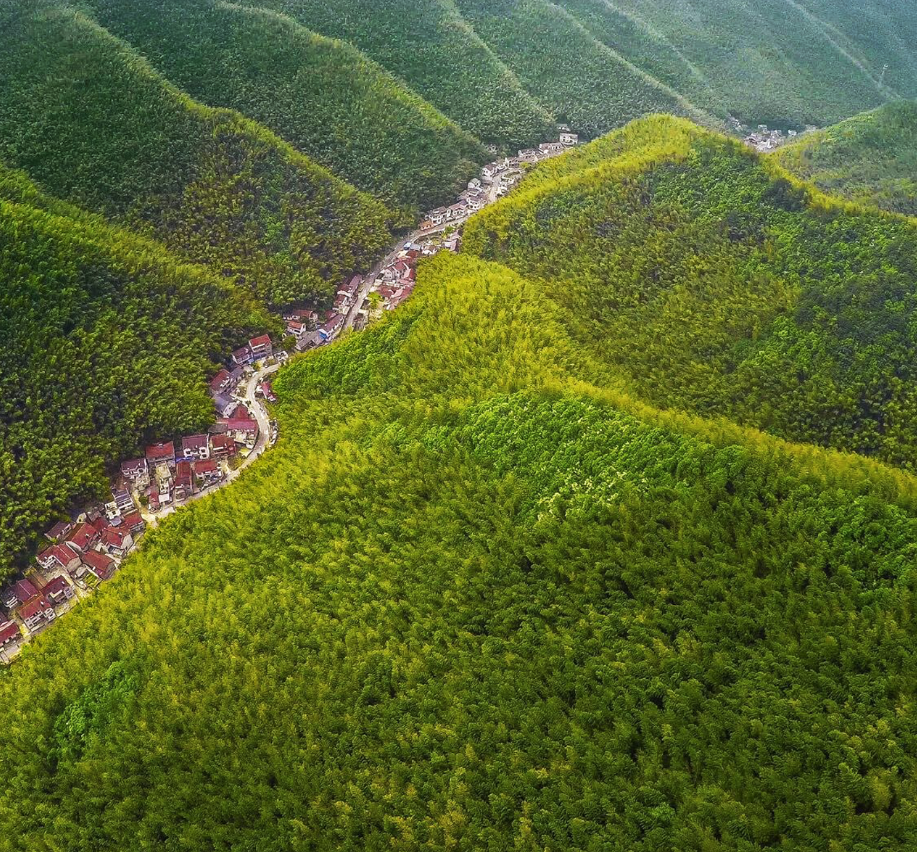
[[3, 253, 917, 849], [0, 164, 272, 578], [465, 115, 917, 471], [248, 0, 558, 149], [775, 101, 917, 215], [79, 0, 486, 215], [0, 4, 394, 306]]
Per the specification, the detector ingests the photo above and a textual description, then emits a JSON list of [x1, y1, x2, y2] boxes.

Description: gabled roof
[[210, 434, 236, 451], [209, 369, 231, 393], [249, 334, 271, 349], [146, 442, 175, 462], [38, 544, 79, 568], [68, 523, 98, 550], [12, 579, 38, 603], [182, 434, 209, 452], [19, 596, 51, 621], [123, 512, 144, 530], [102, 526, 129, 548], [0, 621, 19, 644], [82, 550, 115, 574], [223, 418, 258, 432], [45, 521, 72, 541], [194, 458, 219, 474], [43, 576, 71, 598]]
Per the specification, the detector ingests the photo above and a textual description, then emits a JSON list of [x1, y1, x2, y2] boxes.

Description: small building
[[174, 460, 195, 500], [213, 392, 237, 417], [43, 576, 74, 606], [318, 314, 344, 342], [67, 522, 100, 553], [111, 488, 135, 514], [249, 335, 273, 360], [232, 346, 253, 366], [221, 418, 259, 447], [36, 544, 82, 574], [182, 434, 210, 461], [539, 141, 565, 156], [123, 512, 146, 536], [447, 201, 467, 220], [194, 458, 223, 485], [100, 526, 133, 558], [559, 131, 579, 146], [2, 579, 39, 610], [429, 207, 449, 226], [20, 595, 54, 633], [148, 488, 161, 513], [468, 178, 482, 191], [296, 330, 324, 351], [259, 381, 277, 403], [82, 550, 116, 581], [210, 434, 238, 458], [121, 458, 150, 482], [209, 369, 233, 396], [0, 621, 20, 648], [44, 520, 74, 543], [146, 442, 176, 469]]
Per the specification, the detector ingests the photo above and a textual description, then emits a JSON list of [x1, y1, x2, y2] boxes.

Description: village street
[[141, 361, 280, 528]]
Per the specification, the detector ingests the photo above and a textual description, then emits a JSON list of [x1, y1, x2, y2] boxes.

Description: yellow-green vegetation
[[0, 162, 273, 579], [775, 101, 917, 215], [0, 4, 394, 306], [248, 0, 558, 148], [465, 115, 917, 471], [3, 252, 917, 848], [79, 0, 486, 215]]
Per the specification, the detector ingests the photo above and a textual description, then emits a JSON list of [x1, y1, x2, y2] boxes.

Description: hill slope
[[774, 101, 917, 215], [0, 4, 393, 306], [465, 115, 917, 471], [2, 252, 917, 848], [78, 0, 486, 215], [248, 0, 558, 148], [0, 163, 271, 576]]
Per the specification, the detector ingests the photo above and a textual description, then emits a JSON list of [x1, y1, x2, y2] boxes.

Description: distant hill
[[248, 0, 558, 148], [79, 0, 486, 215], [0, 4, 393, 306], [465, 115, 917, 470], [774, 101, 917, 215], [0, 163, 272, 577]]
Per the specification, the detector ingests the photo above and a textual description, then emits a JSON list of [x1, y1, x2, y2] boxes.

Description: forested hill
[[0, 162, 272, 578], [3, 251, 917, 848], [464, 114, 917, 472], [774, 101, 917, 216], [0, 4, 394, 307], [252, 0, 915, 135], [76, 0, 487, 215]]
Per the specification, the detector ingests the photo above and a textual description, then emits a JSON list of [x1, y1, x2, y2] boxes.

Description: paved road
[[142, 361, 280, 527]]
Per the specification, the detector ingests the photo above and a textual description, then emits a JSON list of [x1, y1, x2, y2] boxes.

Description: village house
[[210, 433, 238, 459], [429, 207, 449, 226], [286, 319, 307, 339], [146, 442, 176, 469], [232, 345, 253, 366], [100, 526, 133, 558], [2, 579, 39, 610], [447, 201, 467, 220], [209, 369, 233, 396], [36, 544, 82, 574], [120, 457, 150, 489], [318, 314, 344, 342], [0, 621, 20, 648], [333, 292, 349, 313], [559, 131, 579, 146], [342, 275, 363, 298], [259, 381, 277, 403], [174, 460, 195, 501], [123, 512, 146, 536], [194, 458, 223, 486], [182, 434, 210, 461], [296, 330, 324, 351], [249, 334, 273, 360], [111, 487, 135, 514], [539, 141, 565, 156], [518, 148, 541, 164], [468, 177, 482, 191], [284, 308, 318, 327], [20, 595, 54, 634], [43, 576, 74, 607], [213, 392, 238, 418], [82, 550, 116, 581], [147, 487, 161, 513], [44, 520, 74, 543], [67, 522, 100, 553]]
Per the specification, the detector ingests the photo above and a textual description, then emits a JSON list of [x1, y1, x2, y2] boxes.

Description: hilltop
[[78, 0, 487, 215], [2, 248, 917, 848], [774, 101, 917, 215], [0, 163, 272, 578], [0, 4, 393, 306], [464, 115, 917, 471]]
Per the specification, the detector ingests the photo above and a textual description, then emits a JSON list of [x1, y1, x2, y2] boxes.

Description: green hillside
[[0, 163, 272, 577], [249, 0, 558, 148], [452, 0, 704, 138], [465, 115, 917, 471], [775, 101, 917, 215], [0, 4, 393, 306], [79, 0, 486, 214], [3, 251, 917, 848]]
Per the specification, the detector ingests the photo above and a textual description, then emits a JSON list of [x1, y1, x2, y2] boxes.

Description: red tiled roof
[[146, 442, 175, 462], [12, 579, 38, 603], [176, 460, 193, 477], [102, 527, 129, 548], [46, 521, 72, 541], [194, 458, 219, 474], [68, 522, 98, 550], [19, 596, 50, 621], [39, 545, 78, 569], [209, 369, 231, 392], [123, 512, 144, 530], [182, 434, 209, 452], [0, 621, 19, 644], [210, 434, 236, 452], [249, 334, 271, 348], [43, 576, 70, 598], [223, 418, 258, 432], [82, 550, 115, 575]]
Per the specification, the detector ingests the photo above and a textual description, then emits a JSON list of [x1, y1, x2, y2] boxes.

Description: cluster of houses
[[281, 275, 363, 352]]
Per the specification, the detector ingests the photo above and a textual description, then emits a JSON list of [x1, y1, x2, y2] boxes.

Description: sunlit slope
[[465, 115, 917, 470], [0, 5, 393, 305], [775, 101, 917, 215], [79, 0, 486, 214], [0, 162, 271, 577], [1, 252, 917, 849]]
